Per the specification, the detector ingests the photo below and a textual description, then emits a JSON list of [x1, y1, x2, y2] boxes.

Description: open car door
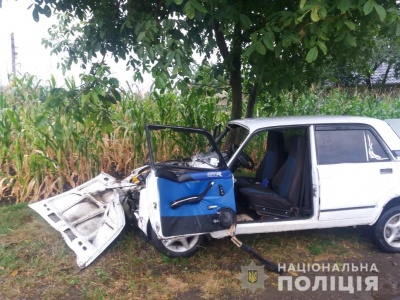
[[29, 173, 126, 268], [146, 125, 236, 238]]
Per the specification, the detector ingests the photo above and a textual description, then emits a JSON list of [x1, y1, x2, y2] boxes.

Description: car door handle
[[380, 168, 392, 174], [170, 181, 214, 209]]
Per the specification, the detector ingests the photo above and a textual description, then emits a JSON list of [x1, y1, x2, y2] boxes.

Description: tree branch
[[213, 22, 229, 61], [382, 62, 393, 86]]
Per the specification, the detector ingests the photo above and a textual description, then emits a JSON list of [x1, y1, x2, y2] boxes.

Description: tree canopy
[[32, 0, 400, 119]]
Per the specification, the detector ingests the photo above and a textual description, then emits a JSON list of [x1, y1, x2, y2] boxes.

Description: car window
[[234, 127, 308, 176], [236, 130, 269, 176], [315, 129, 389, 165], [217, 125, 249, 152], [365, 131, 389, 162]]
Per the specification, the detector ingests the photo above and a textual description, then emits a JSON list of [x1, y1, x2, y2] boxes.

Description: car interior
[[233, 127, 313, 222], [145, 124, 314, 224]]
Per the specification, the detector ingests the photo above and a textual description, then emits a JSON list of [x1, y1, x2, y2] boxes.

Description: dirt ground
[[175, 250, 400, 300], [174, 227, 400, 300]]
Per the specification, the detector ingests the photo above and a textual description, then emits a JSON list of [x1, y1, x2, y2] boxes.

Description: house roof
[[371, 63, 400, 85]]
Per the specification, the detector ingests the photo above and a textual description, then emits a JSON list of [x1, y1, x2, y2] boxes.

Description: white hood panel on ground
[[29, 173, 126, 268]]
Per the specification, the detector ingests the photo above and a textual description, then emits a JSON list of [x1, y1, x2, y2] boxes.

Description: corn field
[[1, 74, 399, 204]]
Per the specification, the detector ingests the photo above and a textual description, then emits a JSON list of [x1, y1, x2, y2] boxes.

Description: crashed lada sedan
[[30, 116, 400, 268]]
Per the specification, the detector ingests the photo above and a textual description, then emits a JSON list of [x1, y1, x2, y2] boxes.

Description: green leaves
[[317, 41, 327, 55], [373, 4, 386, 22], [243, 28, 276, 57], [32, 5, 40, 22], [256, 42, 266, 55], [239, 14, 252, 29], [137, 32, 146, 42], [363, 0, 386, 21], [263, 34, 274, 51], [190, 0, 207, 13], [32, 3, 52, 22], [243, 43, 256, 57], [344, 20, 356, 31], [344, 34, 356, 47], [183, 2, 195, 19], [298, 2, 327, 23], [337, 0, 351, 13], [260, 29, 275, 51], [306, 47, 318, 63], [42, 5, 51, 18], [28, 0, 400, 135], [311, 7, 320, 22], [183, 0, 207, 19], [363, 0, 375, 15], [155, 75, 167, 89]]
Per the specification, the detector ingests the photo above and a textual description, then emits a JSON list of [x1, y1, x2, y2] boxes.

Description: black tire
[[373, 206, 400, 253], [150, 228, 204, 258]]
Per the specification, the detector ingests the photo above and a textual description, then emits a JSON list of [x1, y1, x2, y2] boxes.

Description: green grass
[[0, 203, 32, 234], [0, 203, 383, 299], [307, 239, 336, 255]]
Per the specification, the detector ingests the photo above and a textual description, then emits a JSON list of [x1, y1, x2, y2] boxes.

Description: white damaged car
[[30, 116, 400, 268]]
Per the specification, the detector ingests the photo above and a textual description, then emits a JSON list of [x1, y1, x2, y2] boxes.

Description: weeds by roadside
[[0, 204, 378, 299]]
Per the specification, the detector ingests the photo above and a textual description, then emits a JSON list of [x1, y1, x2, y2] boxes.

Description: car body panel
[[209, 214, 376, 238], [29, 173, 126, 268], [317, 162, 399, 218], [385, 119, 400, 138]]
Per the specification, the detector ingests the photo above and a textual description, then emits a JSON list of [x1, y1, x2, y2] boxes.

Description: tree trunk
[[366, 61, 384, 91], [365, 70, 373, 91], [214, 21, 243, 148], [245, 81, 259, 118], [382, 62, 392, 86], [229, 24, 243, 121], [213, 21, 242, 120]]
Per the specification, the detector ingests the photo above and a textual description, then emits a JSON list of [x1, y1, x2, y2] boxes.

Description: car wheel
[[374, 207, 400, 253], [150, 228, 204, 258]]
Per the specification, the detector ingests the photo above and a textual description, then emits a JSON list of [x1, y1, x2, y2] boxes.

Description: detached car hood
[[29, 173, 126, 268]]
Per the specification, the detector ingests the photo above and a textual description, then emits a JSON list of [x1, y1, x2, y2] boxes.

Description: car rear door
[[314, 125, 399, 221]]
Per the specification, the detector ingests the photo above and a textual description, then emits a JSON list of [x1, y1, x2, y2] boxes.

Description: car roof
[[229, 115, 381, 131], [228, 115, 400, 151], [385, 119, 400, 138]]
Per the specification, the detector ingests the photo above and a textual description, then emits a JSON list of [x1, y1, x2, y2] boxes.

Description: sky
[[0, 0, 152, 91]]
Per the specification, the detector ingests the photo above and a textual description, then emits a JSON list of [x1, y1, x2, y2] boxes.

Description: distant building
[[370, 63, 400, 88]]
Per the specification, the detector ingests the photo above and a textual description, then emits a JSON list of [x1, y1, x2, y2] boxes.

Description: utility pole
[[11, 33, 17, 75]]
